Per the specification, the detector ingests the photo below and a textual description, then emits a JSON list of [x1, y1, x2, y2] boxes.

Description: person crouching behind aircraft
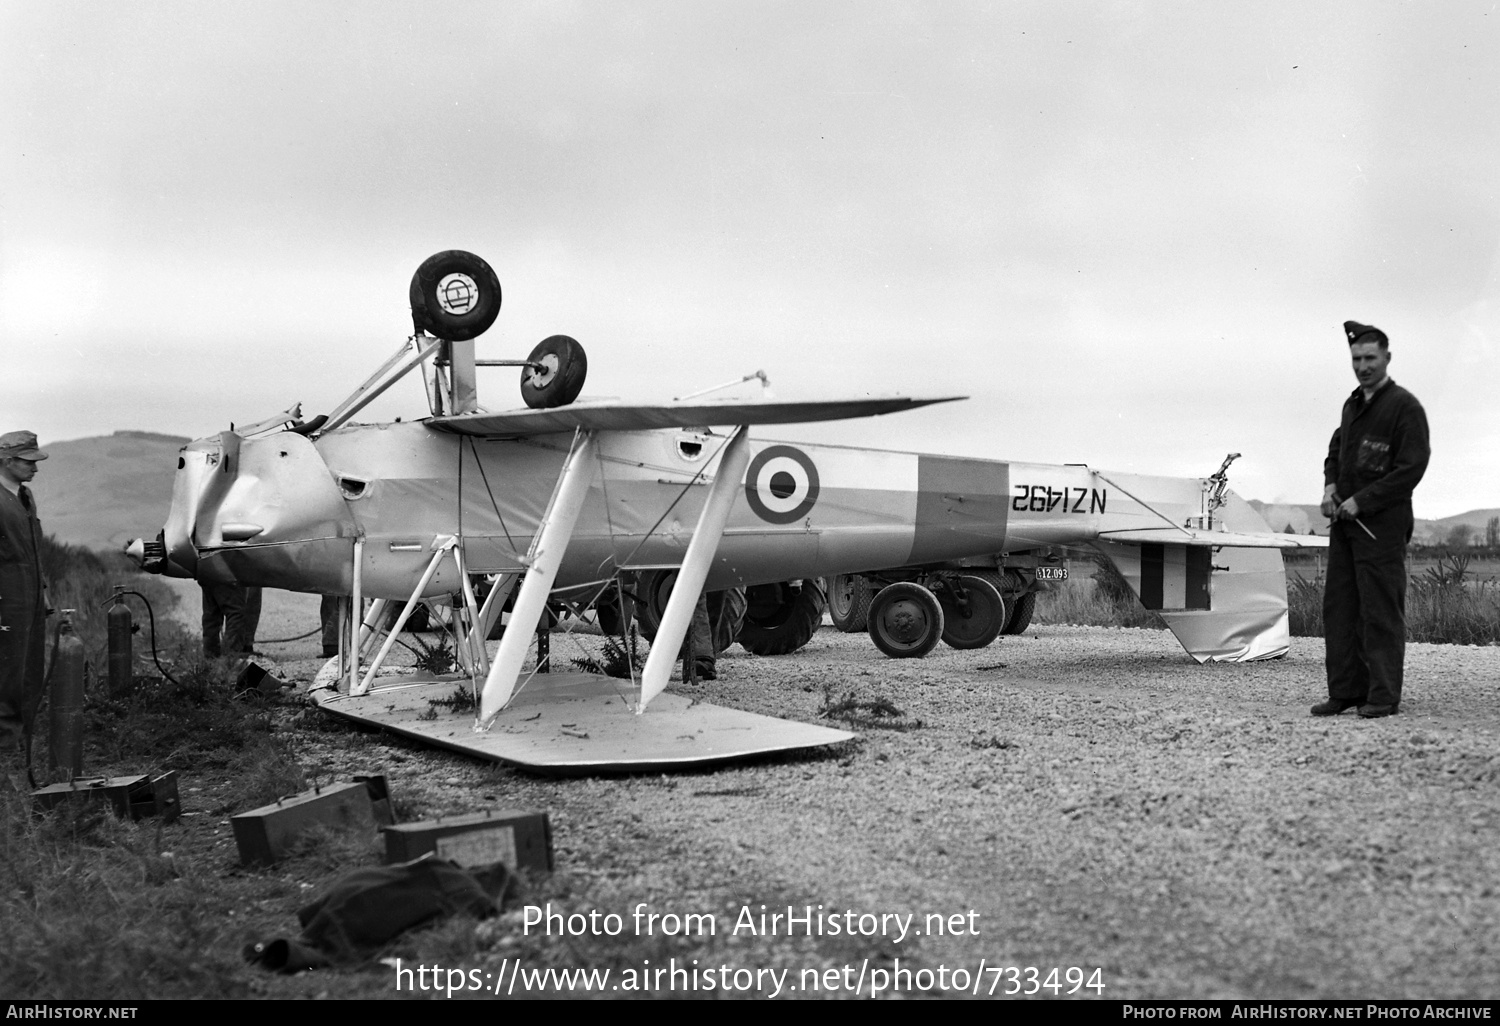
[[1313, 321, 1429, 719]]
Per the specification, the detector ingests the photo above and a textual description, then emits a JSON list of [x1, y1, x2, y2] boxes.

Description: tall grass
[[1034, 556, 1167, 630], [38, 536, 188, 674], [1285, 553, 1498, 645], [2, 540, 325, 998]]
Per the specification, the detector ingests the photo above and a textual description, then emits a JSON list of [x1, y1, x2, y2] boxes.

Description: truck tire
[[934, 573, 1005, 650], [737, 579, 826, 656], [867, 581, 944, 659], [826, 574, 872, 632]]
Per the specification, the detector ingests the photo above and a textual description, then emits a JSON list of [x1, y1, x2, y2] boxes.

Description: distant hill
[[1248, 500, 1497, 545], [28, 432, 189, 550]]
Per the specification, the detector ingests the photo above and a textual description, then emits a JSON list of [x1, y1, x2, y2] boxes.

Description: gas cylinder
[[107, 587, 133, 696], [48, 609, 86, 779]]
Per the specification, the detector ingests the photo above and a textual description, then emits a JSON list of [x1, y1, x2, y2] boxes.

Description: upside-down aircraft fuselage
[[132, 250, 1325, 770]]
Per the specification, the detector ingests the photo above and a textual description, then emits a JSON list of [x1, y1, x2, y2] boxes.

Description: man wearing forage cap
[[0, 430, 49, 783], [1312, 322, 1429, 719]]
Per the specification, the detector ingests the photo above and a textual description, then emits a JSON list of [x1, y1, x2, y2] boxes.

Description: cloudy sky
[[3, 1, 1496, 518]]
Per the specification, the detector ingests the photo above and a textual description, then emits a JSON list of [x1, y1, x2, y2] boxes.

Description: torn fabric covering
[[1093, 490, 1292, 663], [244, 855, 520, 972]]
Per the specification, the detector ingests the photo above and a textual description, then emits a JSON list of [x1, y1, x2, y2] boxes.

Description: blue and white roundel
[[744, 445, 820, 524]]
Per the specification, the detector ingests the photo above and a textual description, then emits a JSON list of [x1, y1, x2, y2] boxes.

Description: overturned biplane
[[130, 251, 1323, 771]]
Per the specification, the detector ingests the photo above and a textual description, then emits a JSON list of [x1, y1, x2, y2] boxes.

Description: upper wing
[[1098, 527, 1329, 549], [428, 396, 963, 437]]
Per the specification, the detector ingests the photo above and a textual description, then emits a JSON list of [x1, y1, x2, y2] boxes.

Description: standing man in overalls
[[1313, 321, 1430, 719]]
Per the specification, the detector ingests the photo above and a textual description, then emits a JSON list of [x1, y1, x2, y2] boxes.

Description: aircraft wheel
[[867, 582, 944, 659], [737, 579, 826, 656], [826, 574, 872, 632], [934, 574, 1005, 650], [409, 250, 502, 341], [520, 334, 588, 409]]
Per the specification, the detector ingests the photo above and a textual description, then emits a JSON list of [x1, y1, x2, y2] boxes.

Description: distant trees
[[1488, 516, 1499, 548], [1447, 523, 1475, 548]]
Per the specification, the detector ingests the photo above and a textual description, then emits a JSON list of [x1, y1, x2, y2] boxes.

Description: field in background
[[1040, 553, 1499, 647]]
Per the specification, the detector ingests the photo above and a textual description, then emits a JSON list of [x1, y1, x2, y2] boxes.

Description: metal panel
[[909, 455, 1009, 564], [314, 673, 854, 774]]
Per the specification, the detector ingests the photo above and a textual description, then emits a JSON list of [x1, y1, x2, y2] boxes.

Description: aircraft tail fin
[[1090, 490, 1292, 662]]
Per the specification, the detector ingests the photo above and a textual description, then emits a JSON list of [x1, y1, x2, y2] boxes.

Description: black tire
[[409, 251, 502, 341], [596, 591, 624, 636], [1003, 590, 1036, 635], [707, 587, 747, 655], [867, 582, 944, 659], [520, 334, 588, 409], [826, 574, 872, 632], [969, 568, 1036, 635], [631, 569, 676, 641], [737, 580, 826, 656], [934, 574, 1005, 650], [631, 570, 744, 655]]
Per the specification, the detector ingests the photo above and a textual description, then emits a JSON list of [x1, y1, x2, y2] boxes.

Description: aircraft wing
[[427, 396, 963, 437], [1097, 527, 1330, 549]]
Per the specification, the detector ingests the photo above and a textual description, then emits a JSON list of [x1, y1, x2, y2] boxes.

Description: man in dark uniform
[[1313, 321, 1430, 719], [0, 430, 49, 780]]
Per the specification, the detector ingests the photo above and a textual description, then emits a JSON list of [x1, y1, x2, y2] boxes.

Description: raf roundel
[[744, 445, 820, 524]]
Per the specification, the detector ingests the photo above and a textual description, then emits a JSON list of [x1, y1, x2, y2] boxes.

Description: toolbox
[[31, 772, 181, 822], [382, 810, 552, 872]]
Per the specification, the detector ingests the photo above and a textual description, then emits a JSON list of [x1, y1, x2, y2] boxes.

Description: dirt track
[[174, 586, 1500, 999]]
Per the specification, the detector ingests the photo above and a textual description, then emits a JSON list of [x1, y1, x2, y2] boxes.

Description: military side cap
[[1343, 320, 1388, 345], [0, 430, 48, 460]]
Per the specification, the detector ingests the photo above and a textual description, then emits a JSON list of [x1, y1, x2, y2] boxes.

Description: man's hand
[[1337, 496, 1361, 520], [1321, 485, 1340, 518]]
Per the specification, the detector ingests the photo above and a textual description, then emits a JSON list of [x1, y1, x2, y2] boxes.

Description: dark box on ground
[[31, 772, 180, 822], [231, 775, 393, 867], [383, 810, 552, 872]]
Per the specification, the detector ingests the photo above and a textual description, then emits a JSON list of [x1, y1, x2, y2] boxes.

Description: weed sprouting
[[409, 634, 456, 675], [571, 625, 646, 679], [818, 685, 920, 730]]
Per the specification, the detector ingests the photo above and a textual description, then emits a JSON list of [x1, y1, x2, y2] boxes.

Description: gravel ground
[[164, 585, 1500, 999]]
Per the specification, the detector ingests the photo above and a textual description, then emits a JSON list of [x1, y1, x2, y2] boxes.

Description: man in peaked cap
[[0, 430, 50, 782], [1313, 322, 1429, 719]]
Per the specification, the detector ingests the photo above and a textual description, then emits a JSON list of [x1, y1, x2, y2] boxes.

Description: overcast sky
[[3, 1, 1496, 519]]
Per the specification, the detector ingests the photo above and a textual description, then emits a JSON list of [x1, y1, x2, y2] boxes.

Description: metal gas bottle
[[48, 610, 86, 778]]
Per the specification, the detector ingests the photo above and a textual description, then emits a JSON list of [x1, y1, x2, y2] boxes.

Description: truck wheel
[[707, 587, 747, 654], [737, 580, 826, 656], [1003, 590, 1036, 635], [633, 571, 744, 655], [867, 582, 944, 659], [631, 570, 675, 641], [826, 574, 872, 632], [1000, 569, 1036, 634], [935, 574, 1005, 650], [409, 251, 502, 341]]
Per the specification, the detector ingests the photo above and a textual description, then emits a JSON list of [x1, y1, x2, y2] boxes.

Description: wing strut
[[638, 426, 751, 713], [476, 430, 600, 726]]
